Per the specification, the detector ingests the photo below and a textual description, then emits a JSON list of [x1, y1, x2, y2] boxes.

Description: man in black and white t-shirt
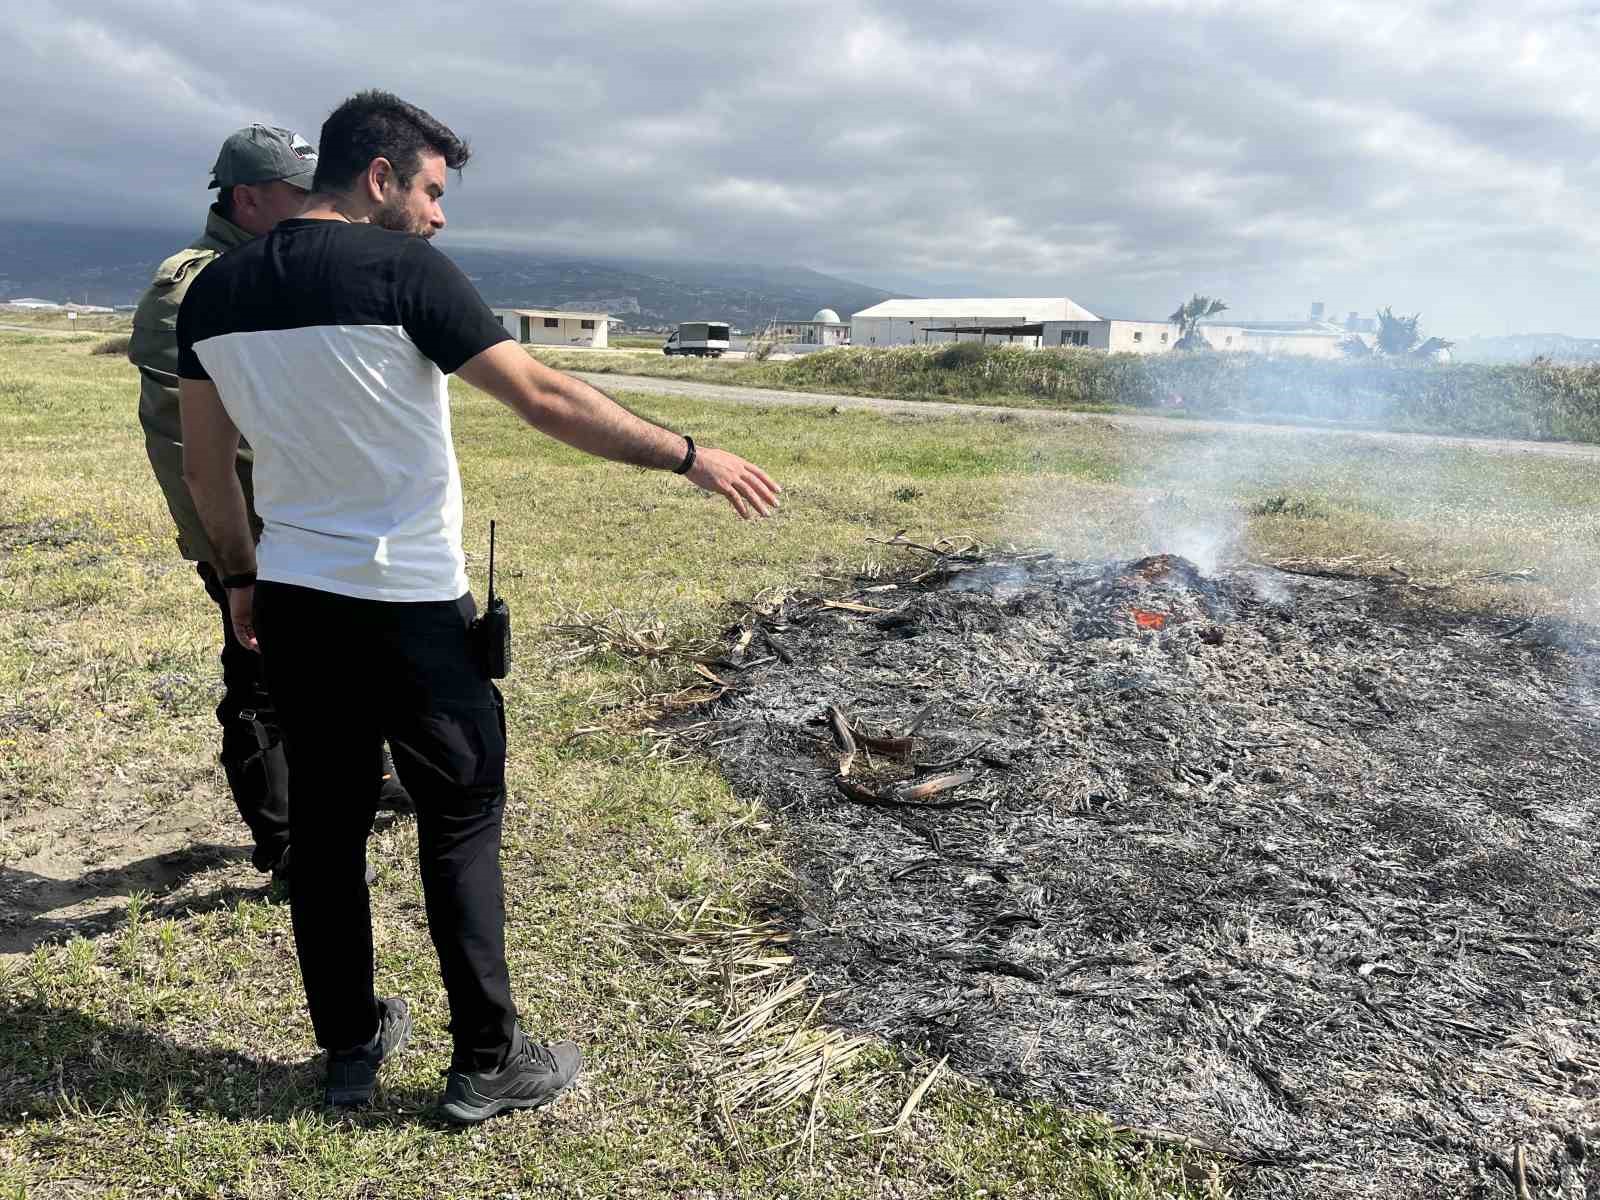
[[177, 90, 780, 1120]]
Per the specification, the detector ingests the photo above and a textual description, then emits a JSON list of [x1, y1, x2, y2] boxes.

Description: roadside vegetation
[[2, 331, 1596, 1197], [535, 342, 1600, 444]]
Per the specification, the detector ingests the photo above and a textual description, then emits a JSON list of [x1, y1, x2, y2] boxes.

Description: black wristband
[[673, 435, 696, 475], [220, 571, 258, 589]]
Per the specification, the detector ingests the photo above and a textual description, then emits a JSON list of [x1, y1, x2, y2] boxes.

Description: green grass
[[1, 336, 1597, 1197]]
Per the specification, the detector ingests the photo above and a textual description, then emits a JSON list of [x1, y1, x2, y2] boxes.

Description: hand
[[228, 583, 260, 653], [685, 447, 782, 519]]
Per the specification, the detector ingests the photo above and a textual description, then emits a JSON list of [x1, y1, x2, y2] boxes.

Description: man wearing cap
[[130, 124, 410, 885]]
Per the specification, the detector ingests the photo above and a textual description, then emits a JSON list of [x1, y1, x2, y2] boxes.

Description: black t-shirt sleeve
[[175, 268, 218, 381], [396, 239, 511, 373]]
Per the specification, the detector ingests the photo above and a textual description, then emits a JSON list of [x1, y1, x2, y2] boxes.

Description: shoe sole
[[436, 1073, 579, 1124], [325, 1005, 414, 1109]]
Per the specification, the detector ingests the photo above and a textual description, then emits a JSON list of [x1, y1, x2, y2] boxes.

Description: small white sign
[[67, 312, 77, 322]]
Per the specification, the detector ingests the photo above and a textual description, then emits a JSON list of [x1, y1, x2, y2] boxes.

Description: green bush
[[91, 335, 132, 357], [932, 341, 989, 370]]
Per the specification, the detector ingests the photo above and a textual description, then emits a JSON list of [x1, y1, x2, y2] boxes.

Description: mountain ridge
[[0, 221, 898, 329]]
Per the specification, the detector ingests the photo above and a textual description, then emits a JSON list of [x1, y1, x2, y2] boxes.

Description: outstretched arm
[[179, 377, 259, 649], [455, 341, 781, 519]]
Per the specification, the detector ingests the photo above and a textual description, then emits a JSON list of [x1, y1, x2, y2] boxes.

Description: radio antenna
[[488, 520, 497, 608]]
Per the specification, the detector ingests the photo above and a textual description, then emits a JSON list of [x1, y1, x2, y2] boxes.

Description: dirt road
[[576, 371, 1600, 462]]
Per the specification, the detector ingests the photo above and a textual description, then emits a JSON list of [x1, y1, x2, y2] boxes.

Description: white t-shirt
[[176, 219, 510, 601]]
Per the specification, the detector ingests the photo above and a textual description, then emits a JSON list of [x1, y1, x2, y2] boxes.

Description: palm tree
[[1368, 308, 1455, 360], [1374, 307, 1422, 356], [1169, 294, 1228, 349]]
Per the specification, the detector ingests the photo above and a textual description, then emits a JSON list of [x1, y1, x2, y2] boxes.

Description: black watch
[[220, 571, 258, 589]]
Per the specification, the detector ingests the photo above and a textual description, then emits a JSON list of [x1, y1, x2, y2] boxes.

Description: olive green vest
[[129, 205, 261, 562]]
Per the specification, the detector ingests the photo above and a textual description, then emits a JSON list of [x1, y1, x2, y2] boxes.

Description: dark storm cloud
[[7, 0, 1598, 334]]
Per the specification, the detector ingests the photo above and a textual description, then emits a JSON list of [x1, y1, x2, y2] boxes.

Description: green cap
[[209, 124, 318, 190]]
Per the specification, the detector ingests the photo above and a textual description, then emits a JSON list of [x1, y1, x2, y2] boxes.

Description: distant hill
[[0, 221, 896, 329], [0, 223, 186, 311], [1451, 333, 1600, 364]]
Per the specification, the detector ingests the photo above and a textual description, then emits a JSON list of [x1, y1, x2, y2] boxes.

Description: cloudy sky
[[9, 0, 1598, 336]]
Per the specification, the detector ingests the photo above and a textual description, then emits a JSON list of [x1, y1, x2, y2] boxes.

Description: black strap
[[220, 570, 258, 589], [673, 435, 696, 475]]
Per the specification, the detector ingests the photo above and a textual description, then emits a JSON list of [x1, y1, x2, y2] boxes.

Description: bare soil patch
[[0, 518, 264, 953], [681, 549, 1600, 1198]]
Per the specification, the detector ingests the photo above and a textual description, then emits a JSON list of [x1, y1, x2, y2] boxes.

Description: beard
[[373, 193, 434, 238]]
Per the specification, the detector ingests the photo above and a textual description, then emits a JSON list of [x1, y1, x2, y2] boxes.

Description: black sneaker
[[377, 746, 415, 815], [437, 1026, 582, 1124], [325, 996, 413, 1109], [269, 847, 377, 895]]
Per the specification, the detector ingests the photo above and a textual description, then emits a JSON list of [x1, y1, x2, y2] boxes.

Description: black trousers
[[254, 580, 518, 1069], [197, 561, 290, 870]]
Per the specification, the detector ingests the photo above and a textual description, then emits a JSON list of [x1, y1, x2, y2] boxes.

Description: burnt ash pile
[[686, 551, 1600, 1198]]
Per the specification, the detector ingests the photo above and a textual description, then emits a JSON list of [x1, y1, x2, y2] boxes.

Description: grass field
[[1, 333, 1596, 1198]]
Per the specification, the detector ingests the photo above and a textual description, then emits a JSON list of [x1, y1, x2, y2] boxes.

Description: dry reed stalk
[[629, 896, 882, 1122], [846, 1055, 947, 1140], [798, 1043, 834, 1166], [546, 608, 715, 664]]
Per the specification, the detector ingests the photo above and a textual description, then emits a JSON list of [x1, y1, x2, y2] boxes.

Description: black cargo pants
[[253, 580, 518, 1070], [197, 561, 291, 871]]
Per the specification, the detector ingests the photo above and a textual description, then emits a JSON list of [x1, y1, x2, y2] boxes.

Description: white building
[[767, 308, 850, 354], [494, 308, 610, 349], [849, 296, 1359, 359], [1045, 318, 1179, 353], [851, 298, 1101, 347], [1208, 320, 1348, 360]]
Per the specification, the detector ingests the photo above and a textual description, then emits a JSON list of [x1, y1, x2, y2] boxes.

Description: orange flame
[[1132, 609, 1167, 631]]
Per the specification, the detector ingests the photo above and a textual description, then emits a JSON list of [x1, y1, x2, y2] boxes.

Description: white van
[[663, 321, 732, 358]]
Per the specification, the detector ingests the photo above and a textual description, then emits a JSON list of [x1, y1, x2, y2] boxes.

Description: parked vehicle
[[663, 321, 731, 357]]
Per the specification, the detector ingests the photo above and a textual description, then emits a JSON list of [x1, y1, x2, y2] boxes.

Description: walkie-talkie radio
[[470, 520, 511, 679]]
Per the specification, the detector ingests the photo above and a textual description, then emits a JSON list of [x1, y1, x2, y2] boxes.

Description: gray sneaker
[[437, 1025, 582, 1124], [325, 996, 413, 1109]]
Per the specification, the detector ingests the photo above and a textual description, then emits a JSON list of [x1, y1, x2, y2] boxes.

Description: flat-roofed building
[[1046, 318, 1200, 354], [494, 307, 610, 349], [851, 298, 1100, 347]]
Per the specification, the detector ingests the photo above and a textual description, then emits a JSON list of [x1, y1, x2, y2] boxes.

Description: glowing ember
[[1131, 608, 1167, 630]]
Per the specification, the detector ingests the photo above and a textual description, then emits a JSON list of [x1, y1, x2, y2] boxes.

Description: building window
[[544, 317, 559, 328], [580, 319, 595, 330], [1133, 331, 1143, 343], [519, 316, 531, 342], [1160, 332, 1168, 343], [1225, 336, 1233, 346]]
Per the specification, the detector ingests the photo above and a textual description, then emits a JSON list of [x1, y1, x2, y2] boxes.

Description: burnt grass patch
[[677, 549, 1600, 1198]]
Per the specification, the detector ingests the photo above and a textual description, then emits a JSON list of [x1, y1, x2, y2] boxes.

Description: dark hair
[[312, 90, 470, 194], [214, 184, 237, 219]]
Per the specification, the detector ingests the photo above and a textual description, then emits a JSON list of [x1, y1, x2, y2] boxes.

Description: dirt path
[[577, 371, 1600, 462]]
